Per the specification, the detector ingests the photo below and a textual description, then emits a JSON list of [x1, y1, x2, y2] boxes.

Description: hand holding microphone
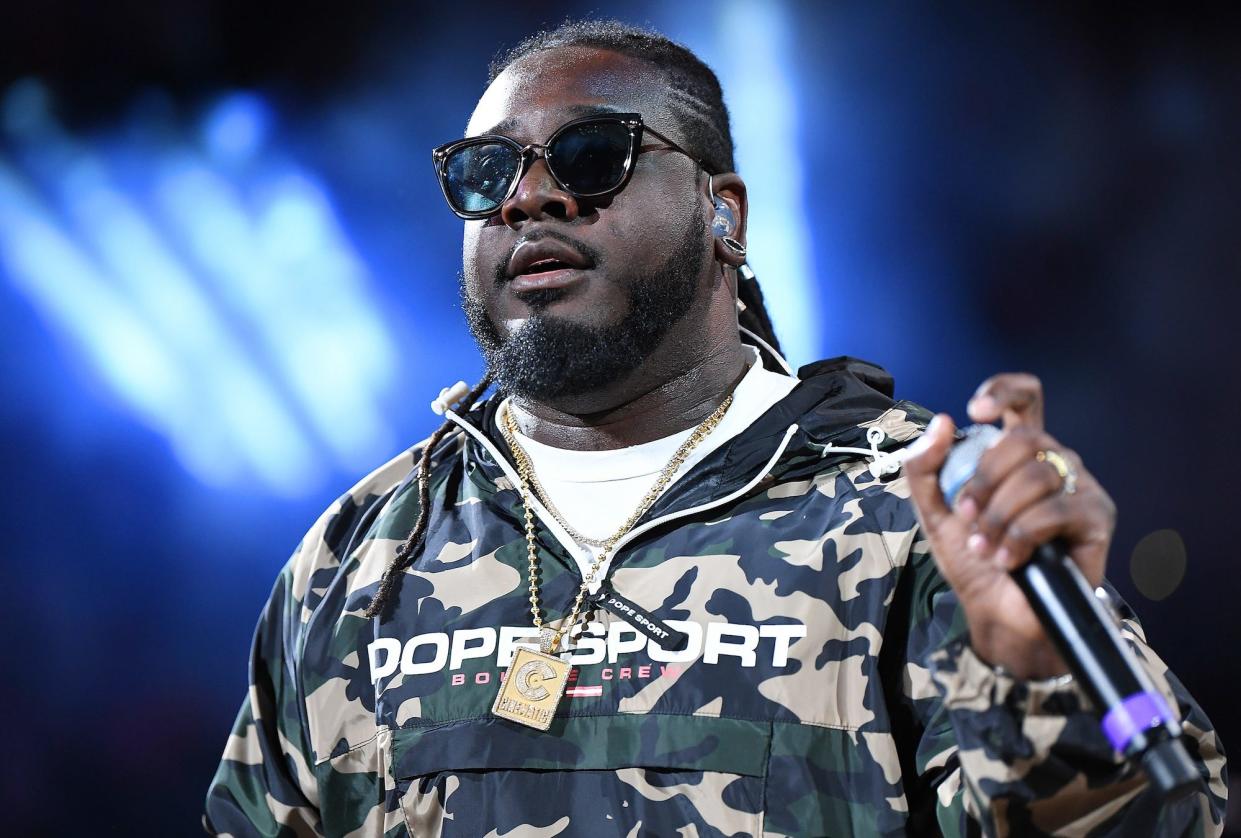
[[902, 373, 1200, 799], [903, 373, 1111, 679]]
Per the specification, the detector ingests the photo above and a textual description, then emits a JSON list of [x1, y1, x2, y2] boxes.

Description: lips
[[505, 238, 593, 293]]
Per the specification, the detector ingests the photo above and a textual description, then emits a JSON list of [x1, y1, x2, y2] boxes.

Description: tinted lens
[[443, 141, 521, 214], [546, 121, 633, 195]]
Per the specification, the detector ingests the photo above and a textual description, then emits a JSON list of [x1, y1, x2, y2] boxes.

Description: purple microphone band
[[1102, 691, 1177, 753]]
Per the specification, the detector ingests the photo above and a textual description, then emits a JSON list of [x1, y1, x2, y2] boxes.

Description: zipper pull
[[592, 584, 688, 651]]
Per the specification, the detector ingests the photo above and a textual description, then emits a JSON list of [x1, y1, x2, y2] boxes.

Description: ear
[[709, 172, 749, 268]]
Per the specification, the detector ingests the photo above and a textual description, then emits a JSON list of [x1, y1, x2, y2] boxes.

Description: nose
[[499, 155, 580, 227]]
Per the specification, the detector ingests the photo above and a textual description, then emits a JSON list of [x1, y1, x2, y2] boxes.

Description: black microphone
[[939, 425, 1202, 801]]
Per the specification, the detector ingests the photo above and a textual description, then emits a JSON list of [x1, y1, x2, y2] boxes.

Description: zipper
[[610, 424, 799, 554]]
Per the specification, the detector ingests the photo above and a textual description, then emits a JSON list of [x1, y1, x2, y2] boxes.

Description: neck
[[508, 331, 748, 451]]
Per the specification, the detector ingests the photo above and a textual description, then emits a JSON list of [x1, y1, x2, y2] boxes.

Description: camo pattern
[[205, 364, 1228, 836]]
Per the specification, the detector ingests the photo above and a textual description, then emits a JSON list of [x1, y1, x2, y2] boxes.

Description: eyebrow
[[476, 104, 626, 139]]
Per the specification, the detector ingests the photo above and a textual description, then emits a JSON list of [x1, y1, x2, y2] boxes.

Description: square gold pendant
[[492, 646, 570, 731]]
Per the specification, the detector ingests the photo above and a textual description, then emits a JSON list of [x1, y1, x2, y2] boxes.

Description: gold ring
[[1036, 449, 1078, 495]]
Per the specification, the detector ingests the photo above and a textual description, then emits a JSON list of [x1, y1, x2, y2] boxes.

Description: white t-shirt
[[498, 349, 799, 589]]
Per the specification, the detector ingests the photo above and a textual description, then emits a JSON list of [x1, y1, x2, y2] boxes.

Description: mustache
[[492, 230, 602, 284]]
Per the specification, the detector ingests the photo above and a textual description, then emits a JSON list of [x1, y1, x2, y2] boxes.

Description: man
[[205, 20, 1227, 837]]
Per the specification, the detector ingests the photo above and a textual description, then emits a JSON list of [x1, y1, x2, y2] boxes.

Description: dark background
[[1, 2, 1236, 833]]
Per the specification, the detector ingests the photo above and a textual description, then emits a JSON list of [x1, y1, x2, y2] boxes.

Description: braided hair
[[364, 376, 491, 618], [366, 20, 786, 619]]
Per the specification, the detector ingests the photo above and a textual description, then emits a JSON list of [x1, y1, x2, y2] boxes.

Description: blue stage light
[[0, 84, 399, 496], [202, 92, 271, 162], [0, 164, 199, 463], [250, 171, 397, 467], [155, 155, 397, 474], [62, 160, 325, 494], [659, 0, 820, 368]]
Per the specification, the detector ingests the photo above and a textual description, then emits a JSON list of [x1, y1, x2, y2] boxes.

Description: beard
[[461, 212, 707, 401]]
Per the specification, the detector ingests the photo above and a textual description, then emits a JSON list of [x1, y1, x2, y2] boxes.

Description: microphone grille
[[939, 424, 1002, 505]]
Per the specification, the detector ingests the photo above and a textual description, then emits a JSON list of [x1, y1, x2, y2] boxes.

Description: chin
[[506, 296, 622, 331]]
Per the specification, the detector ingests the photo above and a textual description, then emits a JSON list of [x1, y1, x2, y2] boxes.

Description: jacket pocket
[[390, 713, 771, 837]]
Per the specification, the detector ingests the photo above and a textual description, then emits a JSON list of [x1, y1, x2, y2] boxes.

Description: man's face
[[458, 47, 714, 400]]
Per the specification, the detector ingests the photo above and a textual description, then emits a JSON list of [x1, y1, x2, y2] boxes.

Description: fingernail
[[967, 533, 988, 554], [995, 547, 1012, 569], [957, 496, 978, 522], [969, 396, 997, 419], [927, 415, 944, 435]]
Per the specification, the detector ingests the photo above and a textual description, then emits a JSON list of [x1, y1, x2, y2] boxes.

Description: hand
[[902, 373, 1117, 680]]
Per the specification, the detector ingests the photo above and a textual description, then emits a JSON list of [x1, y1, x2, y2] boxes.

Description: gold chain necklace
[[513, 455, 611, 547], [491, 394, 733, 730]]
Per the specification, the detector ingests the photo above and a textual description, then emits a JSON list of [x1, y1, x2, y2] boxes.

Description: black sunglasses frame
[[432, 113, 712, 220]]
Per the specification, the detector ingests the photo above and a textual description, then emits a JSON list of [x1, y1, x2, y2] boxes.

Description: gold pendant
[[492, 646, 570, 731]]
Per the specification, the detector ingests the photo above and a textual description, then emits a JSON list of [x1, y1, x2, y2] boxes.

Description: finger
[[971, 457, 1067, 549], [968, 372, 1044, 432], [994, 493, 1111, 584], [991, 496, 1072, 571], [1068, 539, 1110, 589], [954, 428, 1044, 522], [902, 413, 957, 533]]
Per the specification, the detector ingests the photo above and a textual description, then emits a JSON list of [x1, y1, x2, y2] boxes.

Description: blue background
[[1, 2, 1237, 832]]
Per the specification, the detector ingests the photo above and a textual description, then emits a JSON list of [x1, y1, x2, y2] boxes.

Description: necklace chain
[[499, 396, 733, 652], [513, 445, 612, 547]]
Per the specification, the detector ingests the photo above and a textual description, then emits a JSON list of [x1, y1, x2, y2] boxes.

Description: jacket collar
[[447, 356, 929, 528]]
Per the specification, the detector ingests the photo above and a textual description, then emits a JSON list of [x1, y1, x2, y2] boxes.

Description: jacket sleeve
[[202, 444, 423, 836], [203, 558, 323, 837], [890, 529, 1228, 836]]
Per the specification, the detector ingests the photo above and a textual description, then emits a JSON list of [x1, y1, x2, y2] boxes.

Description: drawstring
[[822, 427, 908, 479]]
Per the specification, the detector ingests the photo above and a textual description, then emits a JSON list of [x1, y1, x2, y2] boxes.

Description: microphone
[[939, 425, 1202, 801]]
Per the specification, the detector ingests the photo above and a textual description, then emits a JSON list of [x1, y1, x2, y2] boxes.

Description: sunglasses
[[432, 113, 711, 220]]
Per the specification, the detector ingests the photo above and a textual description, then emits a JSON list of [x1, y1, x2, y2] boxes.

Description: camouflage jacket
[[205, 358, 1227, 837]]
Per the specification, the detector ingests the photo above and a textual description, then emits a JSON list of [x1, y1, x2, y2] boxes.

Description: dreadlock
[[491, 19, 784, 362], [365, 375, 491, 619], [368, 21, 789, 618]]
